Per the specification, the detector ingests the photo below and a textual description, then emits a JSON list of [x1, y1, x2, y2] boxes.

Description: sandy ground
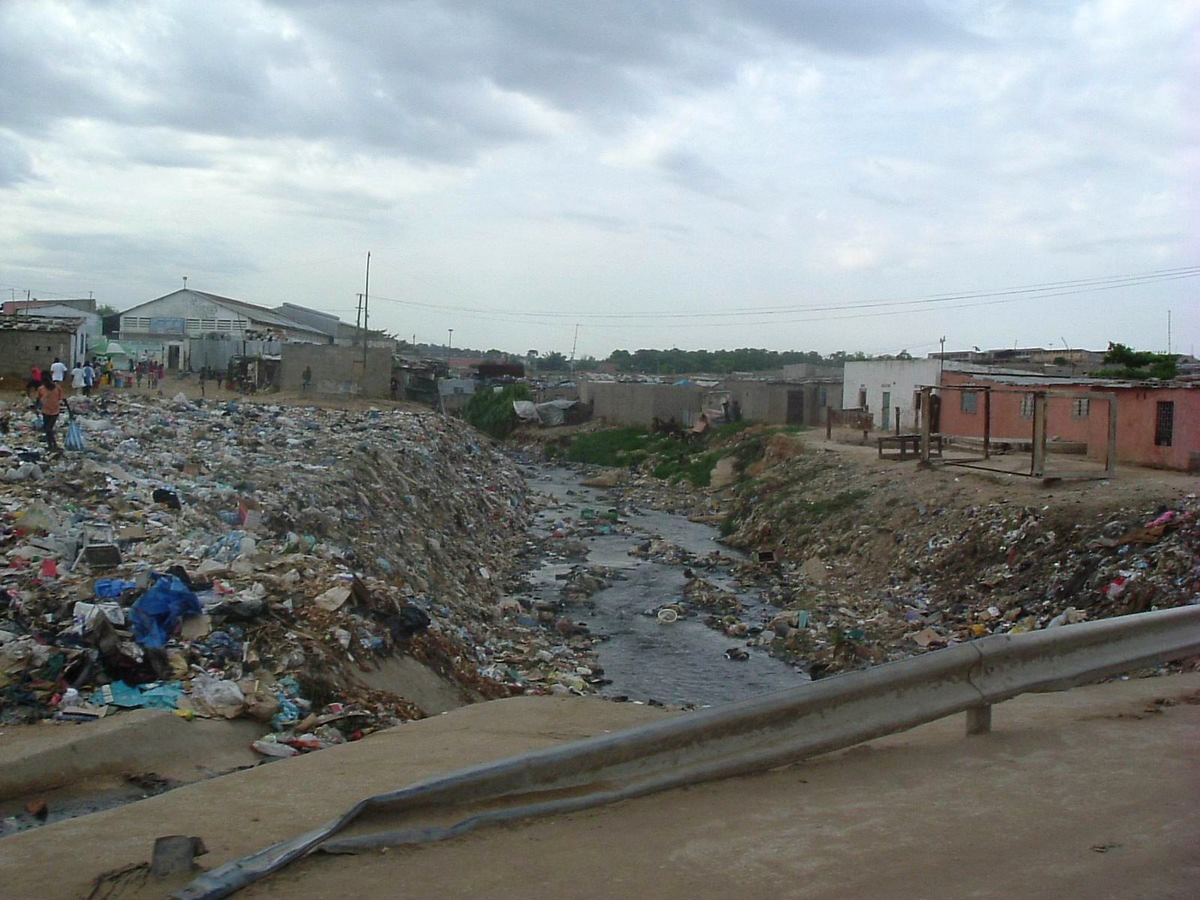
[[820, 427, 1199, 509], [0, 674, 1195, 899]]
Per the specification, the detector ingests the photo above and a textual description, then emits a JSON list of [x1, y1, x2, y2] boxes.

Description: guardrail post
[[965, 704, 992, 735]]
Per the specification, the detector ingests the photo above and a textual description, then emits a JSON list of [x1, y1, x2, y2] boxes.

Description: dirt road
[[0, 672, 1196, 900]]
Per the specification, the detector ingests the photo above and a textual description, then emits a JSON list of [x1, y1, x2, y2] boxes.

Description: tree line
[[530, 347, 868, 375]]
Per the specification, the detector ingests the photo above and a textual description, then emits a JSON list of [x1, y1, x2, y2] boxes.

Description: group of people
[[27, 357, 103, 400], [134, 359, 166, 388]]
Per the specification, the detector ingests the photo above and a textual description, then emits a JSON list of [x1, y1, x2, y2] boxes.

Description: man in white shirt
[[50, 357, 68, 383]]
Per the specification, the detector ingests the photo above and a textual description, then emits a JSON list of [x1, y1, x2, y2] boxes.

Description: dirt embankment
[[579, 426, 1200, 677]]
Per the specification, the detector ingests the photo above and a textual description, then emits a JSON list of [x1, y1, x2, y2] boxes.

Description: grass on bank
[[555, 421, 787, 489], [464, 384, 531, 439]]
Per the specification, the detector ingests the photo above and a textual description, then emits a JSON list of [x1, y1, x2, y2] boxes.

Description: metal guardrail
[[179, 606, 1200, 899]]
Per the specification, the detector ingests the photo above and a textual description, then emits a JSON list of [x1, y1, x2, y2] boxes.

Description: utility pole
[[447, 328, 453, 363], [362, 251, 370, 384], [939, 336, 945, 381]]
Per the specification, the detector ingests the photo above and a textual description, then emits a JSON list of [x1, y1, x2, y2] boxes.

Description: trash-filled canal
[[511, 461, 808, 707]]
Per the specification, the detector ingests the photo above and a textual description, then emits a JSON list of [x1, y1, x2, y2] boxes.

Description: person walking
[[26, 365, 42, 400], [50, 357, 68, 384], [36, 375, 69, 454], [82, 360, 95, 397], [71, 361, 85, 395]]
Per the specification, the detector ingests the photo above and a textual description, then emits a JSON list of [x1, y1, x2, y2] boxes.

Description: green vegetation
[[558, 422, 837, 495], [563, 427, 651, 465], [1091, 342, 1179, 380], [792, 490, 870, 519], [653, 448, 720, 487], [604, 347, 867, 375], [717, 446, 868, 541], [560, 427, 721, 487], [729, 433, 767, 473], [463, 384, 531, 439], [711, 420, 754, 441]]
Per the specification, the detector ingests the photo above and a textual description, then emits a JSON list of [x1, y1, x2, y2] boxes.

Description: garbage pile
[[568, 431, 1200, 679], [0, 393, 587, 747]]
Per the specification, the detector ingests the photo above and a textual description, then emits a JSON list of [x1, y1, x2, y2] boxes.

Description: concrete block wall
[[0, 331, 75, 380], [280, 344, 392, 398], [580, 381, 706, 427], [728, 381, 841, 426]]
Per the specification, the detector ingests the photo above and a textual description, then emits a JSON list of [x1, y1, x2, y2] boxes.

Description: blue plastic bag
[[95, 578, 137, 599], [65, 418, 87, 452], [130, 574, 202, 648]]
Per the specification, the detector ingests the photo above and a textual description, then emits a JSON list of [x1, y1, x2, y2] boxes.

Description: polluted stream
[[513, 461, 808, 707], [1, 459, 804, 839]]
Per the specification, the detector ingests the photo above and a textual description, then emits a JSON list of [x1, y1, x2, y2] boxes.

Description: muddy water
[[516, 462, 807, 707]]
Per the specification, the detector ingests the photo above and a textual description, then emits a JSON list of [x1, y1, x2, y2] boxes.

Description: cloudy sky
[[2, 0, 1196, 359]]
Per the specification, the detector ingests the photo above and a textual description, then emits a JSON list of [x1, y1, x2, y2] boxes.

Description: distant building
[[844, 359, 1078, 432], [0, 316, 86, 378], [2, 299, 100, 361], [727, 377, 842, 427], [929, 346, 1107, 373], [117, 289, 336, 369]]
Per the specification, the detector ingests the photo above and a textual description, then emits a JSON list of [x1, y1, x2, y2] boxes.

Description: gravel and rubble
[[0, 393, 598, 753], [553, 428, 1200, 679]]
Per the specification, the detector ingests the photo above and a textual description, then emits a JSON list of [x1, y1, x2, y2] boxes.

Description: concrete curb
[[0, 710, 265, 800]]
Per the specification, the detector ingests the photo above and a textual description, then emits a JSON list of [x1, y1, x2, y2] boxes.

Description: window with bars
[[961, 390, 978, 414], [1019, 394, 1034, 418], [1155, 401, 1174, 447], [1072, 398, 1090, 418]]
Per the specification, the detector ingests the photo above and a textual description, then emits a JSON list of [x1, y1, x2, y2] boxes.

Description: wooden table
[[877, 433, 942, 460]]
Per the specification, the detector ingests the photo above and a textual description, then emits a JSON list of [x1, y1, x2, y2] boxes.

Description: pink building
[[938, 372, 1200, 473]]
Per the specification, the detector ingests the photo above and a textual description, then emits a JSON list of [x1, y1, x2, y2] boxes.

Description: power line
[[364, 265, 1199, 329]]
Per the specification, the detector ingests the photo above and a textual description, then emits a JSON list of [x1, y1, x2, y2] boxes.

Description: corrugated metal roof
[[953, 372, 1197, 389], [122, 290, 331, 338], [0, 315, 84, 332]]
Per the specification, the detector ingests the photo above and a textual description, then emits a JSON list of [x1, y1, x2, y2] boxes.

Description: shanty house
[[0, 316, 86, 379], [939, 370, 1200, 472]]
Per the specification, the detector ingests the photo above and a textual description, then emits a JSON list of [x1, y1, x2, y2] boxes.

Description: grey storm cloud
[[0, 0, 974, 166], [18, 230, 257, 280]]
